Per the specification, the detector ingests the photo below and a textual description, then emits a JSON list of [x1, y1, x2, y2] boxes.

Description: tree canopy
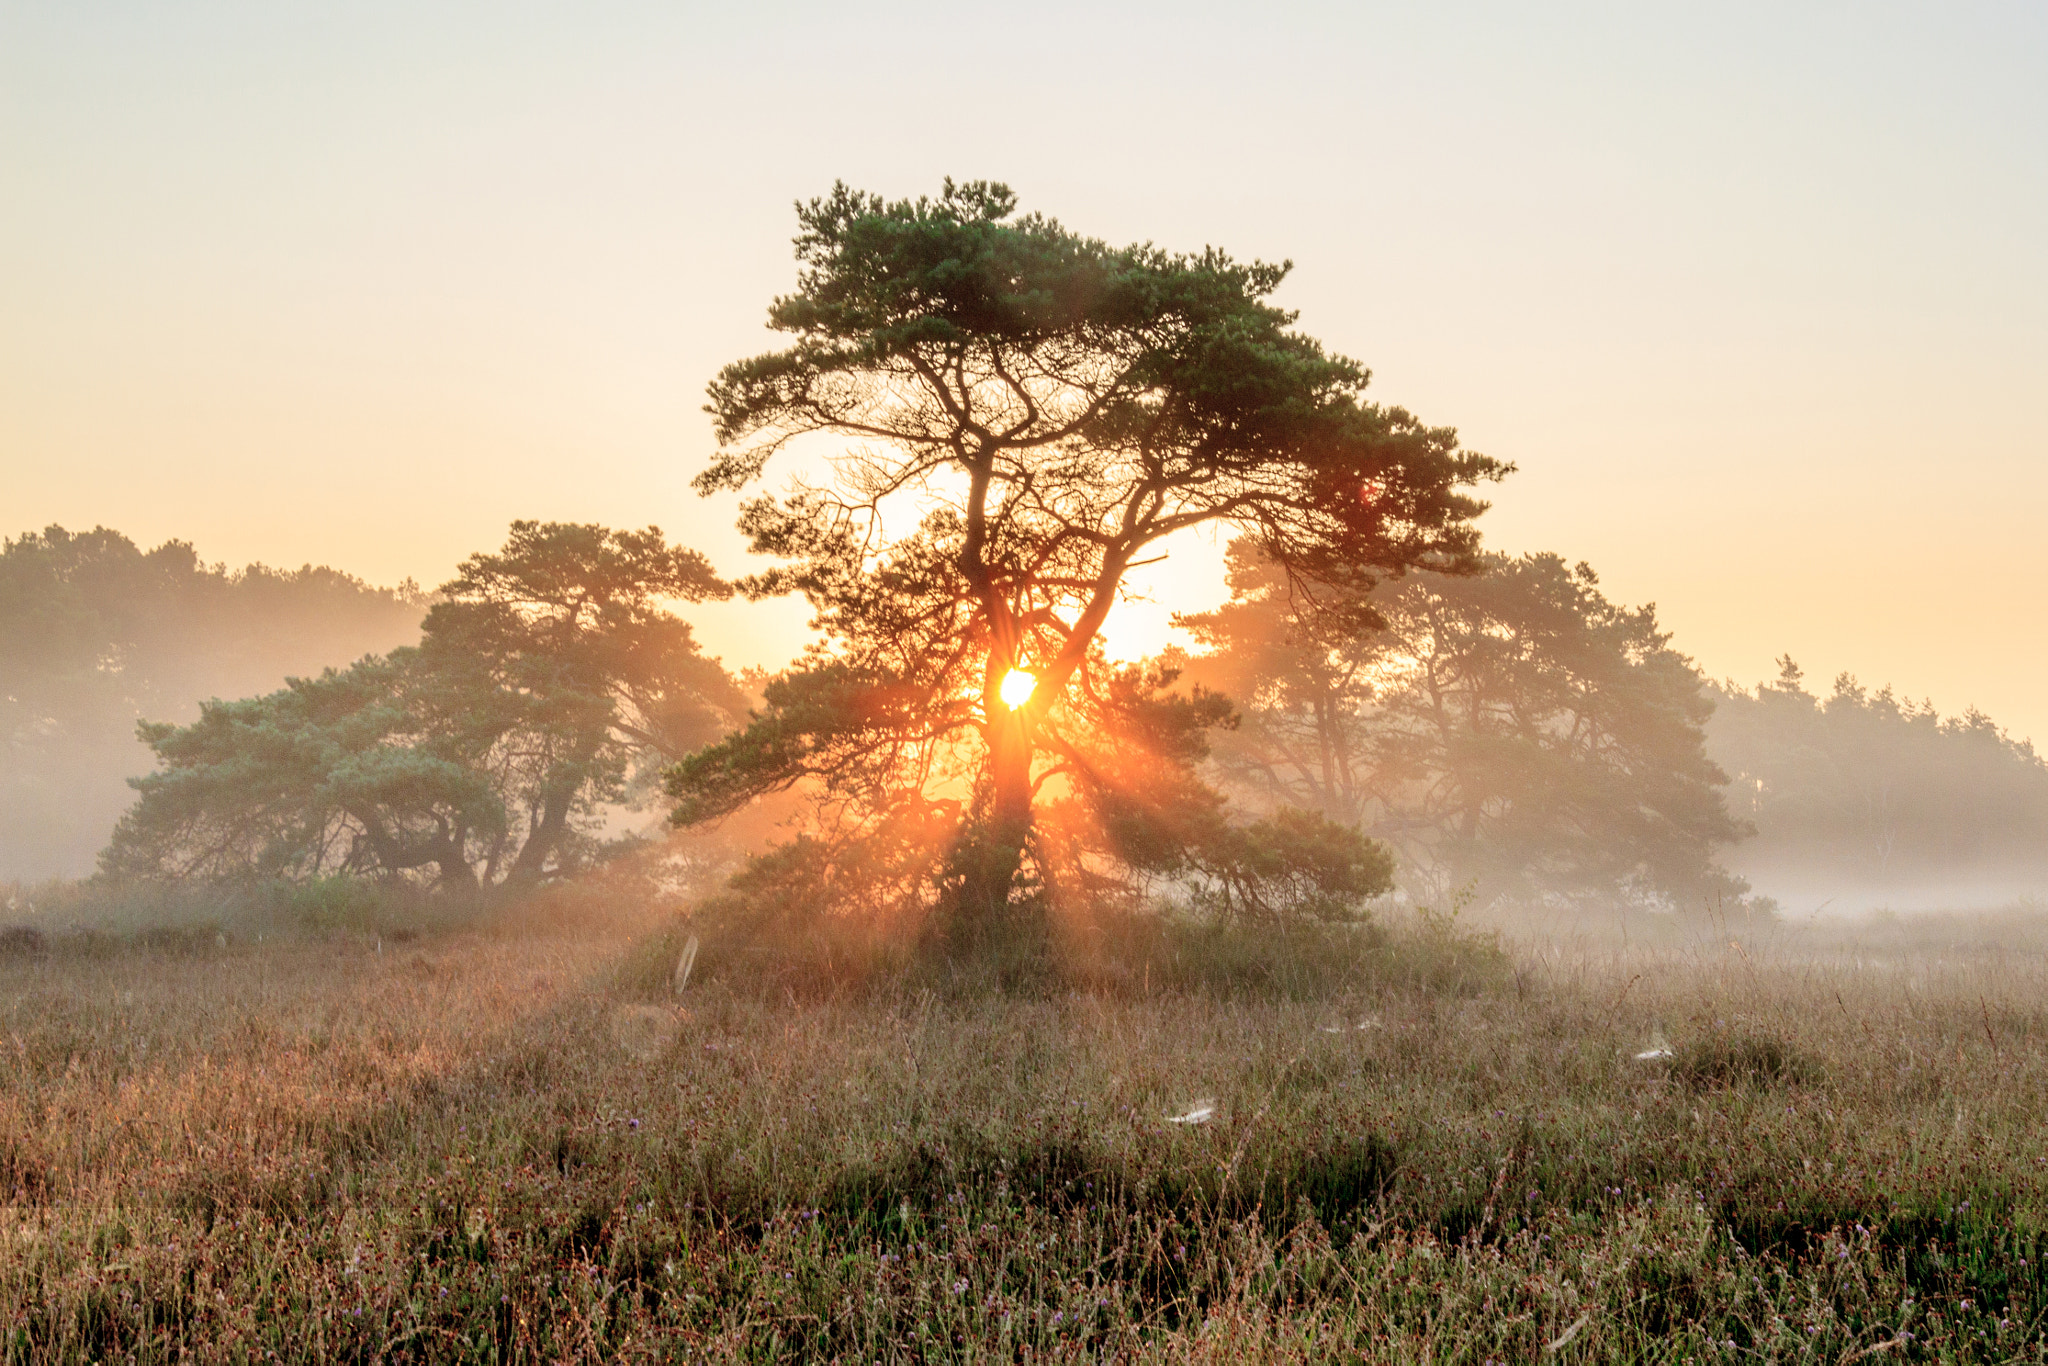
[[1177, 543, 1750, 911], [668, 180, 1506, 945], [103, 522, 746, 891]]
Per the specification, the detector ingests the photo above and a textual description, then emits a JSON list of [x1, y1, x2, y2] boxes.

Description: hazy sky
[[5, 2, 2044, 737]]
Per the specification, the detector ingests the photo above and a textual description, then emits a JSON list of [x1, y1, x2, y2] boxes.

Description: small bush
[[281, 876, 403, 933], [1068, 898, 1509, 999], [1673, 1029, 1820, 1090], [1088, 915, 1384, 997], [1369, 901, 1514, 995], [19, 873, 484, 944], [0, 925, 47, 959]]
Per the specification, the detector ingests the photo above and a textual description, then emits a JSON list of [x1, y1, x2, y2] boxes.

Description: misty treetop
[[669, 179, 1506, 947], [103, 523, 748, 891], [1176, 544, 1751, 912], [0, 526, 426, 880]]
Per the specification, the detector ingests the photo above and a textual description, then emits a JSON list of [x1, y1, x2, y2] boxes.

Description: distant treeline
[[1709, 660, 2048, 911], [6, 521, 2046, 914], [1, 527, 426, 880]]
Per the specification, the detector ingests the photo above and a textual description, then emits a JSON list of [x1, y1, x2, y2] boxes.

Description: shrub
[[0, 925, 47, 959], [1673, 1028, 1820, 1090]]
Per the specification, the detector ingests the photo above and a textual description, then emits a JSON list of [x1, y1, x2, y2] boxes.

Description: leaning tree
[[668, 180, 1506, 945]]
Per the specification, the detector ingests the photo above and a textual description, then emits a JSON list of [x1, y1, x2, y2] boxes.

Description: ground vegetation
[[3, 913, 2045, 1361]]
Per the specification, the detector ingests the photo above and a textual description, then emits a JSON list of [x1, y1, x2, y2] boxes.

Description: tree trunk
[[506, 785, 572, 886], [953, 707, 1035, 949], [432, 834, 480, 894]]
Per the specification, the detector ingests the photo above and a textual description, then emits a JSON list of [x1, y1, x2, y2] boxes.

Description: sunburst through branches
[[665, 179, 1504, 966]]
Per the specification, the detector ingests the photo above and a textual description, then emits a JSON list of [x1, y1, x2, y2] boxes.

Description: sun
[[999, 668, 1037, 709]]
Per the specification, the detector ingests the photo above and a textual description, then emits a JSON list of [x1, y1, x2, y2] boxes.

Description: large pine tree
[[667, 180, 1504, 947]]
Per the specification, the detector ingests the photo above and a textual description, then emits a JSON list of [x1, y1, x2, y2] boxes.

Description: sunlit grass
[[5, 912, 2048, 1360]]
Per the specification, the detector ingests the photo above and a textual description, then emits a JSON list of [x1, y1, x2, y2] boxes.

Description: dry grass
[[5, 912, 2048, 1361]]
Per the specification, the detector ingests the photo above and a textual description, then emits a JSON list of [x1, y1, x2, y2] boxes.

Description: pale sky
[[5, 2, 2044, 739]]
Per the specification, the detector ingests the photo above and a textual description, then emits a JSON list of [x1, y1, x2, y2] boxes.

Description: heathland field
[[5, 910, 2048, 1362]]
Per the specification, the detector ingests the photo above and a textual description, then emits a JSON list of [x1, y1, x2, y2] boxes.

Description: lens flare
[[999, 668, 1037, 709]]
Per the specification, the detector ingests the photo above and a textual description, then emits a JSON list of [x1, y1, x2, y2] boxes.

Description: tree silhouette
[[421, 521, 740, 883], [1178, 544, 1750, 911], [104, 523, 745, 890], [668, 181, 1505, 946]]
